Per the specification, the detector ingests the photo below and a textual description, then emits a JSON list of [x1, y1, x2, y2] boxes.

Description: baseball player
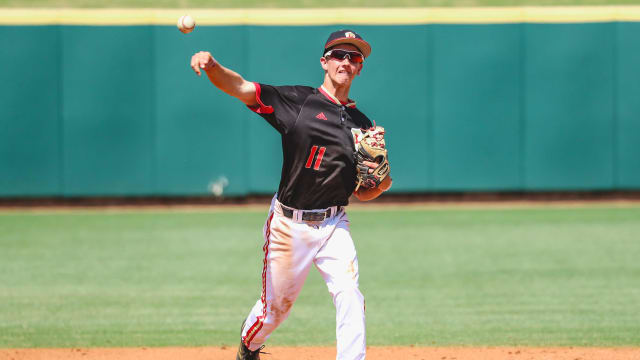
[[190, 30, 392, 360]]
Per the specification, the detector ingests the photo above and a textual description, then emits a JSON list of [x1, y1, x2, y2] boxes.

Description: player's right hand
[[190, 51, 217, 76]]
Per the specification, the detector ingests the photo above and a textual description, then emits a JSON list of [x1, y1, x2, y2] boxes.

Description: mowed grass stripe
[[2, 7, 640, 25], [0, 206, 639, 347]]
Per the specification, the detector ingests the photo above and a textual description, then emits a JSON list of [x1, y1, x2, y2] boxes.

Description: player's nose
[[338, 65, 353, 74], [342, 57, 354, 65]]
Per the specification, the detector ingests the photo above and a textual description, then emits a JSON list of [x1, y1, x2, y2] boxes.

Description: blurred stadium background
[[1, 4, 639, 202], [1, 0, 640, 355]]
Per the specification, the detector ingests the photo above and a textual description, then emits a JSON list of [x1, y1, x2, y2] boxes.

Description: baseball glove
[[354, 126, 390, 191]]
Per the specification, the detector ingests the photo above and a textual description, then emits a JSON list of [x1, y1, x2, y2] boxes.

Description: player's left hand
[[362, 160, 378, 172], [354, 126, 390, 191], [359, 161, 392, 192]]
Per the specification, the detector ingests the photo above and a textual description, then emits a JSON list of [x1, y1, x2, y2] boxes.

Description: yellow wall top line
[[1, 7, 640, 25]]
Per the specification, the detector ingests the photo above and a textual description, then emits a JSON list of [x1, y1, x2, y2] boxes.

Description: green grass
[[1, 205, 639, 348], [1, 0, 640, 7]]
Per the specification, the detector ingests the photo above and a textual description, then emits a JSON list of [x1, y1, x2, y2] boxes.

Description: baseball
[[177, 15, 195, 34]]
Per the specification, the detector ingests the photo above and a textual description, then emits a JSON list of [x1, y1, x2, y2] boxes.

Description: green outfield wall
[[1, 9, 640, 196]]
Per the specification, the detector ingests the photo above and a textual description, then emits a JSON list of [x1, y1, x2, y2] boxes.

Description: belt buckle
[[303, 211, 326, 222]]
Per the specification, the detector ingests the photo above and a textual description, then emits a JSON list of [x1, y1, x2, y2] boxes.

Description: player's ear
[[357, 63, 363, 76], [320, 56, 329, 71]]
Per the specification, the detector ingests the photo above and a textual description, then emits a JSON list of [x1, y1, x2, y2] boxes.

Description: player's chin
[[333, 72, 355, 85]]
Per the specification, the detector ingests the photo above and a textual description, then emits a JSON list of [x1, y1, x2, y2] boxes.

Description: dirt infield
[[2, 347, 640, 360]]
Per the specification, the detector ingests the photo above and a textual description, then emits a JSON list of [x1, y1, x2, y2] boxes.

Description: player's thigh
[[314, 222, 360, 294]]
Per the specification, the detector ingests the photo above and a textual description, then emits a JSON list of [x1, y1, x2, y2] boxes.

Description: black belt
[[281, 206, 342, 222]]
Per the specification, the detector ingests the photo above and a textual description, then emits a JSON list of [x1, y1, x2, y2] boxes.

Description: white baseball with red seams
[[241, 195, 366, 360], [177, 15, 195, 34]]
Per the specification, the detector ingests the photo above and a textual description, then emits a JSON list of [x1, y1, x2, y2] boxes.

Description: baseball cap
[[324, 29, 371, 58]]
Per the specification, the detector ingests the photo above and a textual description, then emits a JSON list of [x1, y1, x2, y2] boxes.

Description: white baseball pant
[[241, 196, 366, 360]]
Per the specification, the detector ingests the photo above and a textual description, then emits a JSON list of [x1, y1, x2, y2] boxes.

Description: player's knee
[[331, 285, 364, 306]]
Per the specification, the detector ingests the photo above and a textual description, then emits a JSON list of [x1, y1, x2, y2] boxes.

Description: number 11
[[305, 145, 326, 170]]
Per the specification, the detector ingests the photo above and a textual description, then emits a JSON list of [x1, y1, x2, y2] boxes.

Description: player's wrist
[[205, 59, 218, 73], [378, 176, 392, 192]]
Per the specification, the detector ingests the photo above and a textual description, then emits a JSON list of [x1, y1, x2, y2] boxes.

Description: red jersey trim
[[318, 86, 356, 108], [247, 82, 275, 114]]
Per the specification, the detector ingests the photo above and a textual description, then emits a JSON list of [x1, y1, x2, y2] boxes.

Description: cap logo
[[345, 32, 356, 38]]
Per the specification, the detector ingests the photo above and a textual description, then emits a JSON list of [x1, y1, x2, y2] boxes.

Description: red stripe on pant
[[243, 212, 274, 347]]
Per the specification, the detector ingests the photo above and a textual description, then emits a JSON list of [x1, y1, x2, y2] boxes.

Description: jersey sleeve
[[247, 83, 310, 134]]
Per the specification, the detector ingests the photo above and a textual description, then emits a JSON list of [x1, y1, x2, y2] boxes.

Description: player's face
[[321, 44, 364, 86]]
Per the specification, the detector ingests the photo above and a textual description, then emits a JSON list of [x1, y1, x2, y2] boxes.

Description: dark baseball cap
[[324, 29, 371, 58]]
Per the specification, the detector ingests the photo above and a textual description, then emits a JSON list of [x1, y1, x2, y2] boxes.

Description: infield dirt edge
[[3, 346, 640, 360]]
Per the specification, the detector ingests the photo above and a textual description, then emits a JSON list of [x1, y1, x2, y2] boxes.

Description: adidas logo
[[315, 112, 328, 120]]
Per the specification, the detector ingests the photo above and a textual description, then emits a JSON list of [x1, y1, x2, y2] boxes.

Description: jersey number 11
[[305, 145, 326, 171]]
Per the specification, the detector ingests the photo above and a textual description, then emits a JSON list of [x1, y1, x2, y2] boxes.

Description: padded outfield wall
[[1, 8, 640, 197]]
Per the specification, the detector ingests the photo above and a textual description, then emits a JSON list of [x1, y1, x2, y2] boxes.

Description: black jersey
[[248, 83, 373, 210]]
